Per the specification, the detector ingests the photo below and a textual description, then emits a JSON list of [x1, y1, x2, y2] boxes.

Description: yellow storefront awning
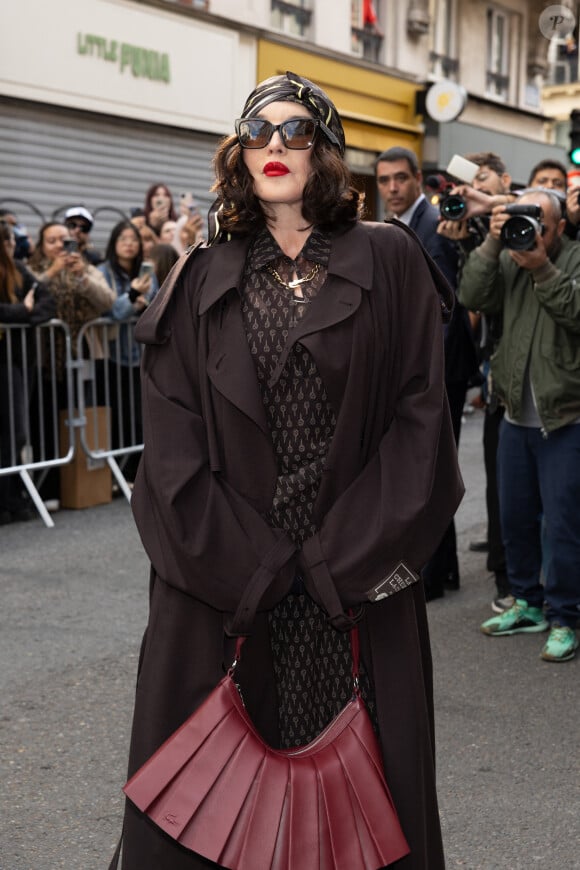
[[257, 41, 423, 155]]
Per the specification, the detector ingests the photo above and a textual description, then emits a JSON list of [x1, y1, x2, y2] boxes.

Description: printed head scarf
[[240, 71, 345, 155]]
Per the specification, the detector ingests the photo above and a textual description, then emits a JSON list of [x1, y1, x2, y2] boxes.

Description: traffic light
[[569, 109, 580, 166]]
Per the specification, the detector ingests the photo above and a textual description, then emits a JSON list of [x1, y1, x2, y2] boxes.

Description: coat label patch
[[366, 562, 419, 602]]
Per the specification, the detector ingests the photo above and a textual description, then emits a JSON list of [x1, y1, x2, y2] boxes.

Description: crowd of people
[[0, 185, 206, 521], [375, 147, 580, 664]]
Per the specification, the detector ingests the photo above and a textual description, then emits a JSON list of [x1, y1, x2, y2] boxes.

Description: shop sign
[[77, 33, 170, 83]]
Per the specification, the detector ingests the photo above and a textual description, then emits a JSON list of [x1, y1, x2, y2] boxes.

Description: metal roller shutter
[[0, 97, 220, 250]]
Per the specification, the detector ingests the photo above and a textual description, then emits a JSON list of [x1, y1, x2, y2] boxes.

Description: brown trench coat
[[119, 220, 464, 869]]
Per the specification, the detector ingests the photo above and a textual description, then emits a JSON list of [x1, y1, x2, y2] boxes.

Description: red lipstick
[[264, 162, 289, 177]]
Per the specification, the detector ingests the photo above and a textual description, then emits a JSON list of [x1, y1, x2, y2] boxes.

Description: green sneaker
[[480, 599, 548, 636], [540, 624, 579, 662]]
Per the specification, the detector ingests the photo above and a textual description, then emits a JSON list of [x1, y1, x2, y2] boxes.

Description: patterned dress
[[241, 227, 373, 747]]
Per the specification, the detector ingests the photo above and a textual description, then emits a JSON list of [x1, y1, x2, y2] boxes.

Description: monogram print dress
[[241, 227, 373, 747]]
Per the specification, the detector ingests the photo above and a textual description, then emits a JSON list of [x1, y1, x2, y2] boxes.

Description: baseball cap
[[64, 206, 94, 229]]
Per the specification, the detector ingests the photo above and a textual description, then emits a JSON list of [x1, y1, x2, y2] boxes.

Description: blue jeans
[[498, 420, 580, 628]]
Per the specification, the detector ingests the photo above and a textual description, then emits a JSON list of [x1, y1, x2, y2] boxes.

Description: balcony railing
[[486, 70, 509, 98], [429, 51, 459, 79], [271, 0, 312, 36], [351, 26, 383, 63]]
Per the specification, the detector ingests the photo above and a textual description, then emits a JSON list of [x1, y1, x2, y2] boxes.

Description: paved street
[[1, 409, 578, 870]]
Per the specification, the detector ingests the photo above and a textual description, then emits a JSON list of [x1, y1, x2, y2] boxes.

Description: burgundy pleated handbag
[[123, 625, 409, 870]]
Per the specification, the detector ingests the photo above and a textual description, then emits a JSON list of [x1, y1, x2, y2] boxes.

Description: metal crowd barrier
[[0, 316, 143, 528], [0, 320, 74, 528], [75, 316, 142, 504]]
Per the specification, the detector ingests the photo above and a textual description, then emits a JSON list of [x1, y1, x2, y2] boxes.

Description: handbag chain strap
[[229, 624, 361, 695]]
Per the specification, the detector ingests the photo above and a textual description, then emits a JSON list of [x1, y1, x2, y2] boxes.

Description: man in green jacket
[[458, 188, 580, 662]]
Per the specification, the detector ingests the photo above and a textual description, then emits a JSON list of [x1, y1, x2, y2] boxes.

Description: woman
[[117, 73, 463, 869], [158, 219, 178, 247], [149, 242, 179, 287], [99, 221, 158, 481], [28, 222, 115, 501], [0, 222, 55, 523], [28, 222, 115, 368], [137, 223, 158, 261], [143, 182, 177, 235]]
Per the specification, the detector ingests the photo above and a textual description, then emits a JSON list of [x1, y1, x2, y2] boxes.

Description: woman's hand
[[45, 251, 69, 278], [130, 274, 152, 296], [23, 289, 35, 312], [181, 214, 204, 247], [148, 205, 170, 230], [65, 252, 86, 276]]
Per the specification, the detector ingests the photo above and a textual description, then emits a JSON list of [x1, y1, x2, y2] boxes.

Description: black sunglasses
[[235, 117, 319, 150], [66, 220, 91, 232]]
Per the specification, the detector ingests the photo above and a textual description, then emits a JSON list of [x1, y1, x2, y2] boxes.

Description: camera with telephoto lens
[[439, 193, 467, 221], [500, 203, 544, 251]]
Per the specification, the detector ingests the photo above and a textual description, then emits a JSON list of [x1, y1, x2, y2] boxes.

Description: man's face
[[376, 158, 422, 216], [518, 192, 564, 257], [65, 218, 91, 250], [472, 165, 511, 196], [529, 167, 567, 192]]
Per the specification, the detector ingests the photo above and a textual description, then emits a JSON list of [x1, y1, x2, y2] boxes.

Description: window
[[428, 0, 458, 79], [486, 7, 510, 99], [351, 0, 384, 62], [546, 32, 580, 84], [271, 0, 312, 38]]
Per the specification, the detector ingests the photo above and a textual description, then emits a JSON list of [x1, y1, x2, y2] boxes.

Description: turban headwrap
[[240, 71, 345, 155]]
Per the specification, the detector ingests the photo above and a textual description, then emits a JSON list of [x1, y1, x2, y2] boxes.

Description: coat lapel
[[200, 225, 374, 435]]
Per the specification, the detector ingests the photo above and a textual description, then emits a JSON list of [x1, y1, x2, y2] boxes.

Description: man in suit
[[376, 146, 478, 600], [375, 146, 458, 287]]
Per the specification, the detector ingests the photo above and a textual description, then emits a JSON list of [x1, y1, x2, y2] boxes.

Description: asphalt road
[[1, 409, 578, 870]]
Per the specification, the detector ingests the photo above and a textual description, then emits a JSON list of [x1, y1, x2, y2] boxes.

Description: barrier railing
[[75, 317, 142, 503], [0, 316, 143, 528], [0, 320, 75, 528]]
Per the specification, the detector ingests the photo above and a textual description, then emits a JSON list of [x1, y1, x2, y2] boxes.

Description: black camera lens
[[440, 194, 467, 221], [500, 216, 542, 251]]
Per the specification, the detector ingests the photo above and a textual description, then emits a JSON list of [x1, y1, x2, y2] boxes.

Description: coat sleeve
[[300, 229, 464, 626], [27, 277, 57, 325], [80, 264, 116, 313], [131, 261, 296, 632], [0, 301, 30, 323], [531, 250, 580, 334]]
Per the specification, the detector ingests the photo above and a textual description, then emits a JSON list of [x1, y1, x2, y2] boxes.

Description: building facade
[[0, 0, 569, 245]]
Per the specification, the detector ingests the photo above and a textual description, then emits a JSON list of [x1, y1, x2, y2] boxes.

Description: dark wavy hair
[[211, 132, 363, 236], [0, 221, 21, 303], [104, 220, 143, 279], [149, 243, 179, 286]]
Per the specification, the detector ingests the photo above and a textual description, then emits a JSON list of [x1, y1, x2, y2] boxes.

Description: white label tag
[[367, 562, 419, 602]]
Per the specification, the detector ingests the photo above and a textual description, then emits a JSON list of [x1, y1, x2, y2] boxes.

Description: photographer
[[458, 189, 580, 663], [527, 160, 580, 242], [438, 153, 513, 611]]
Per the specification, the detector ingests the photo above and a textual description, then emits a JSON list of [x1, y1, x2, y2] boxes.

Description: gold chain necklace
[[267, 262, 321, 302]]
